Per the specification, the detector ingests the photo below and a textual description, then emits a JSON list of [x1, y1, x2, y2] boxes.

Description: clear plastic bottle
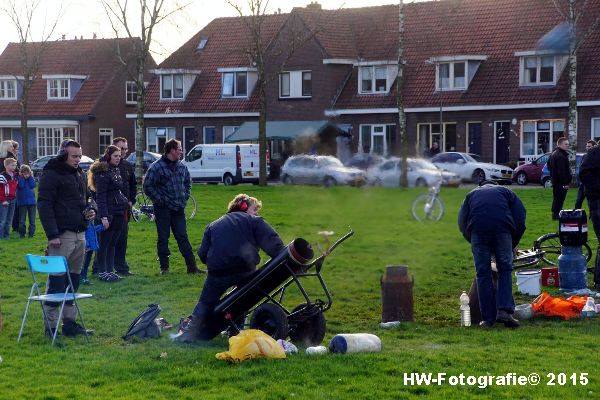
[[460, 291, 471, 326], [581, 297, 597, 318]]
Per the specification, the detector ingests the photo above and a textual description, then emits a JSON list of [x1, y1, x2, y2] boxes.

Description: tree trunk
[[397, 0, 408, 188], [135, 60, 146, 182], [19, 100, 29, 163], [258, 71, 268, 186], [567, 0, 577, 183]]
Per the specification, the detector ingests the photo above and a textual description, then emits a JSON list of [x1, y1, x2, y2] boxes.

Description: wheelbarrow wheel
[[249, 303, 289, 340], [288, 304, 326, 346]]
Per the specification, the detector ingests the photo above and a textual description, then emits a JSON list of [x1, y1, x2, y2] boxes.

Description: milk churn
[[381, 265, 414, 321]]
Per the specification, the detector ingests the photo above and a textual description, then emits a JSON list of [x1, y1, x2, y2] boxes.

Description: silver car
[[281, 155, 366, 187], [366, 157, 461, 187]]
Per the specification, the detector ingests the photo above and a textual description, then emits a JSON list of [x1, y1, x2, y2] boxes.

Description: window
[[302, 71, 312, 96], [99, 128, 113, 156], [280, 73, 290, 97], [520, 120, 564, 156], [521, 56, 555, 85], [359, 124, 396, 156], [437, 62, 466, 90], [223, 126, 238, 143], [279, 71, 312, 98], [36, 127, 78, 157], [593, 118, 600, 141], [359, 66, 388, 94], [0, 79, 16, 99], [161, 74, 184, 99], [222, 72, 247, 97], [197, 37, 208, 50], [146, 127, 175, 152], [48, 79, 69, 99], [417, 123, 457, 154], [126, 81, 137, 104]]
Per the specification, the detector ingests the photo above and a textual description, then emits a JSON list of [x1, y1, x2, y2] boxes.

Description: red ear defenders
[[238, 198, 248, 211]]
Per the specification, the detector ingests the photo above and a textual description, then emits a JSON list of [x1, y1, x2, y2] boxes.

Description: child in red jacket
[[0, 158, 18, 239]]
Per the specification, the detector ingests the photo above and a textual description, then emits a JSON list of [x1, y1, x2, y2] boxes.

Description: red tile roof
[[0, 38, 153, 118]]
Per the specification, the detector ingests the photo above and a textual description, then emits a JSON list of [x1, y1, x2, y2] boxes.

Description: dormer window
[[161, 74, 184, 99], [516, 51, 566, 87], [222, 71, 247, 97], [360, 66, 387, 94], [438, 61, 466, 90], [48, 79, 69, 99], [0, 79, 16, 100]]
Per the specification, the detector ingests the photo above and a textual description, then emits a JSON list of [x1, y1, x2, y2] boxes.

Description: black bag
[[123, 303, 162, 339]]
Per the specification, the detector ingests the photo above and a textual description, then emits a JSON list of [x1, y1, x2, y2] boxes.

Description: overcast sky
[[0, 0, 398, 63]]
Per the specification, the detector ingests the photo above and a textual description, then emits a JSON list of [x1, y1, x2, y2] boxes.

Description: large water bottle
[[460, 291, 471, 327]]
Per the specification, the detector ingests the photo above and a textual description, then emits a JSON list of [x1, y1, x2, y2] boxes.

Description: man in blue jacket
[[172, 193, 285, 342], [458, 181, 526, 328], [143, 139, 201, 274]]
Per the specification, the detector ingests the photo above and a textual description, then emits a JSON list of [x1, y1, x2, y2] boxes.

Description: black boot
[[172, 315, 201, 343], [185, 256, 205, 274], [62, 319, 95, 337], [496, 310, 520, 328], [159, 256, 169, 275]]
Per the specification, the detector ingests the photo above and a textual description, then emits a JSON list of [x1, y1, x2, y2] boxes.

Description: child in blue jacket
[[16, 164, 36, 238], [81, 221, 105, 285]]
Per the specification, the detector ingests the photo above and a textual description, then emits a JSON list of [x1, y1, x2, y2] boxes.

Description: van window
[[187, 147, 202, 162]]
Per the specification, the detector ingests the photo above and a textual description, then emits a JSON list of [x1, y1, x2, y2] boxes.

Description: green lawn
[[0, 184, 597, 399]]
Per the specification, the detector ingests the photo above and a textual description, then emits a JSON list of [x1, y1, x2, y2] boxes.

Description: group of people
[[0, 140, 36, 240]]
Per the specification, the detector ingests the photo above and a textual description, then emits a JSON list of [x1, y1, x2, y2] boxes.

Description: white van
[[184, 144, 268, 185]]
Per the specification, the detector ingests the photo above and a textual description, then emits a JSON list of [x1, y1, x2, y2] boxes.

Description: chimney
[[93, 33, 97, 39], [306, 1, 321, 9]]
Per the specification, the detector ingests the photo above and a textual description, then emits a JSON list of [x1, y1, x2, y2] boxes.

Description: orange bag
[[531, 292, 587, 320]]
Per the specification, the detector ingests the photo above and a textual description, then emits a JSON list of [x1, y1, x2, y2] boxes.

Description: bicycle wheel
[[533, 232, 592, 266], [512, 249, 542, 269], [185, 194, 197, 220], [132, 191, 154, 222], [411, 194, 444, 223]]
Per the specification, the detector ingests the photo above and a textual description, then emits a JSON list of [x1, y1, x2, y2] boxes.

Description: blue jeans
[[154, 205, 195, 267], [471, 231, 515, 323], [0, 199, 16, 239], [18, 204, 36, 237]]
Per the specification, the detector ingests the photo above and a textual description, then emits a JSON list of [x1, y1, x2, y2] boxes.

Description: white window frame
[[436, 61, 467, 91], [36, 126, 79, 158], [359, 124, 395, 155], [47, 79, 70, 99], [520, 55, 557, 86], [519, 119, 565, 158], [146, 127, 176, 152], [358, 66, 388, 94], [222, 126, 238, 143], [593, 118, 600, 141], [99, 128, 113, 157], [0, 79, 17, 100], [221, 71, 248, 98], [160, 74, 184, 100], [126, 81, 137, 104]]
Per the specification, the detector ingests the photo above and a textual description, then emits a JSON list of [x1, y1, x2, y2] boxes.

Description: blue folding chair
[[18, 254, 92, 345]]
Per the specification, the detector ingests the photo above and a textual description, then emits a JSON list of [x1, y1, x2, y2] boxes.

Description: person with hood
[[88, 145, 129, 282], [37, 140, 95, 338]]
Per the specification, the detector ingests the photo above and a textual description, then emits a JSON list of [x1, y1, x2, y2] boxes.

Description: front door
[[183, 127, 196, 155], [467, 122, 482, 156], [494, 121, 510, 164]]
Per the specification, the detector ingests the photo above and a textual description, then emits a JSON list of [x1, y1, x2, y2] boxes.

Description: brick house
[[0, 38, 156, 162], [141, 0, 600, 165]]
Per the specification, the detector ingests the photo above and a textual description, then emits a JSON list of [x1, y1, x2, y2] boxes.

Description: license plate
[[244, 171, 254, 176], [502, 173, 512, 178]]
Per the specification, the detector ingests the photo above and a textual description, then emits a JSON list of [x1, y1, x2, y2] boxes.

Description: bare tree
[[100, 0, 189, 179], [550, 0, 600, 175], [1, 0, 61, 163], [397, 0, 409, 187]]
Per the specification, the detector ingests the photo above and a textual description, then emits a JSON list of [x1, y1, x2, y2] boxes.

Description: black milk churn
[[381, 265, 414, 322]]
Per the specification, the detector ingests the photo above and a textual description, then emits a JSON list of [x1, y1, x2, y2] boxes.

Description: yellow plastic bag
[[216, 329, 286, 363]]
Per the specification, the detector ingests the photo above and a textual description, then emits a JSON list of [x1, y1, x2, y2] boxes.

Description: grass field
[[0, 184, 597, 399]]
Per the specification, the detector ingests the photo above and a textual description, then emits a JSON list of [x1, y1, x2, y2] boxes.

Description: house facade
[[0, 38, 156, 162], [141, 0, 600, 165]]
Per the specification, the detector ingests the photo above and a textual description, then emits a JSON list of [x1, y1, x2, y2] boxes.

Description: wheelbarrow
[[197, 229, 354, 345]]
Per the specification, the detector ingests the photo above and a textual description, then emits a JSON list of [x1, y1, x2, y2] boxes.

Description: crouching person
[[172, 194, 285, 342], [458, 180, 526, 329], [37, 140, 95, 338]]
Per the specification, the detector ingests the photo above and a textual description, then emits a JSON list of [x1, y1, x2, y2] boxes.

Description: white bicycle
[[411, 177, 445, 223]]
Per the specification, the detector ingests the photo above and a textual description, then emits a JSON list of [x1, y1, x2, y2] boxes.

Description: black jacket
[[117, 158, 137, 203], [37, 157, 90, 240], [89, 161, 129, 218], [458, 185, 527, 248], [547, 148, 572, 186], [198, 211, 285, 276], [579, 146, 600, 200]]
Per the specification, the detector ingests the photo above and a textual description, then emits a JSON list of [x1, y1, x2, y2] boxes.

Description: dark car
[[126, 151, 161, 173], [30, 154, 94, 179], [513, 153, 551, 185]]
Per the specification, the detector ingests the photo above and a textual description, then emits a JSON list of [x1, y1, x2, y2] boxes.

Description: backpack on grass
[[123, 304, 162, 339]]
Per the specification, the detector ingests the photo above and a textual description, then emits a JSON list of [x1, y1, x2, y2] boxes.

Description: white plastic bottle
[[460, 291, 471, 327], [581, 297, 597, 318], [329, 333, 382, 353]]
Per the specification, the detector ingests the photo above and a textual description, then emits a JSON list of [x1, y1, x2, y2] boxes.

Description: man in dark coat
[[458, 181, 526, 329], [579, 144, 600, 290], [547, 137, 572, 220], [37, 140, 95, 337]]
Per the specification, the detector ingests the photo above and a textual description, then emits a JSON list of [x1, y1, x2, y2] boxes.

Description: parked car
[[540, 152, 585, 188], [366, 157, 461, 187], [513, 153, 551, 185], [126, 151, 161, 173], [344, 153, 384, 170], [281, 155, 366, 187], [30, 154, 94, 179], [467, 153, 483, 162], [431, 152, 513, 184]]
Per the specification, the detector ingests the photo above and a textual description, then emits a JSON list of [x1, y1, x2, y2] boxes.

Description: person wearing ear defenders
[[172, 193, 285, 342], [37, 140, 96, 338], [88, 145, 129, 282]]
